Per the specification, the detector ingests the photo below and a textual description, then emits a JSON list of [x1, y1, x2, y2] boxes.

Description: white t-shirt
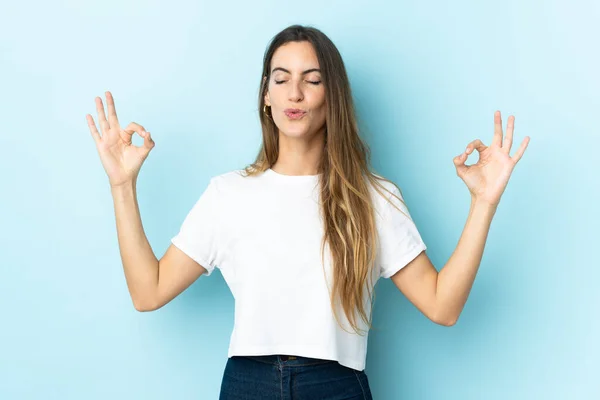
[[171, 168, 427, 371]]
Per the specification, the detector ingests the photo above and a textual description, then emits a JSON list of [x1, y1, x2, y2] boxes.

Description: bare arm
[[390, 111, 529, 326], [433, 200, 496, 323], [390, 199, 496, 326], [88, 91, 207, 312], [111, 181, 207, 312]]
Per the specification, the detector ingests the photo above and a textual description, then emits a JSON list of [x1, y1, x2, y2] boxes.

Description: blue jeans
[[219, 354, 373, 399]]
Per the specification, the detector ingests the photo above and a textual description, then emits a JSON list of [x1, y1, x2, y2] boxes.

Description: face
[[264, 41, 327, 140]]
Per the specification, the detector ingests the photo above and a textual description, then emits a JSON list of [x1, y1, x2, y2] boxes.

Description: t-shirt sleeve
[[377, 185, 427, 279], [170, 178, 222, 276]]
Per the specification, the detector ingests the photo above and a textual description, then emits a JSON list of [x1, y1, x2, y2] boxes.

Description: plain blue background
[[1, 0, 598, 399]]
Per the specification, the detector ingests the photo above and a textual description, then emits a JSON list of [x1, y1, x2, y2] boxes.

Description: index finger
[[122, 122, 147, 145]]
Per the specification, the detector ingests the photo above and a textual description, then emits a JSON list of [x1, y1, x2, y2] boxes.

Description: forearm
[[111, 181, 159, 310], [435, 198, 497, 324]]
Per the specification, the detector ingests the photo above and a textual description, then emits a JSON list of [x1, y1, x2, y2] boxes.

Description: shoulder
[[369, 173, 403, 202], [210, 168, 243, 183], [368, 173, 410, 219], [208, 167, 265, 194]]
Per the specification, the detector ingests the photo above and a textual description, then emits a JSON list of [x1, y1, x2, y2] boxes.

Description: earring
[[263, 104, 272, 119]]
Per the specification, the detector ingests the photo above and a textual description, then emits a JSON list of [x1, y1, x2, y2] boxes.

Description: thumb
[[142, 130, 155, 150], [136, 131, 155, 159], [453, 152, 468, 177]]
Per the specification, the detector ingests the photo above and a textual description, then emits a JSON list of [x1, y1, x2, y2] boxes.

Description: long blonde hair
[[242, 25, 407, 336]]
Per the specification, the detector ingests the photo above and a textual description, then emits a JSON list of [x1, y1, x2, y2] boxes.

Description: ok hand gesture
[[453, 111, 530, 207], [86, 91, 155, 188]]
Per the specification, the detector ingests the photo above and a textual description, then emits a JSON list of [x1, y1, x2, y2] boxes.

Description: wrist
[[470, 196, 498, 213], [110, 180, 137, 194]]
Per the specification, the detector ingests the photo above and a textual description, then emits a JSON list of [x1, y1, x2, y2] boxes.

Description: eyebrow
[[271, 67, 321, 75]]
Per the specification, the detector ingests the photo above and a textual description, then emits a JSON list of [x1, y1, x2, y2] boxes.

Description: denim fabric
[[219, 355, 373, 399]]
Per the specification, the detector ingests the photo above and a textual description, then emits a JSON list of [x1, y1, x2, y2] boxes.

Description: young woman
[[86, 24, 529, 400]]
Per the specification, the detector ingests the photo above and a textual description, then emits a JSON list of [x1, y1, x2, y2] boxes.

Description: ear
[[263, 76, 270, 106]]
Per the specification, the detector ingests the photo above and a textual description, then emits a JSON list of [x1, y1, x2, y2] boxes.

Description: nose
[[288, 80, 304, 102]]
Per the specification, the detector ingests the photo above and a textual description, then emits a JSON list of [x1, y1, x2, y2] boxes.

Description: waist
[[238, 354, 336, 366]]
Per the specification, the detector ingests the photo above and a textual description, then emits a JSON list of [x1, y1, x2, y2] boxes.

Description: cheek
[[310, 92, 326, 111], [315, 100, 327, 117], [267, 85, 283, 104]]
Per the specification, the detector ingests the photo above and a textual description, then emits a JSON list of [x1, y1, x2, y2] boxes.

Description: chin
[[281, 129, 312, 139], [276, 124, 311, 138]]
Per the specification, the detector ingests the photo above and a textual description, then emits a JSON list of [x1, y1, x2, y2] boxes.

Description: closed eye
[[275, 80, 321, 85]]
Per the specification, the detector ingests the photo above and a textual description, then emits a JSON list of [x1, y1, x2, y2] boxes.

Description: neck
[[272, 127, 325, 176]]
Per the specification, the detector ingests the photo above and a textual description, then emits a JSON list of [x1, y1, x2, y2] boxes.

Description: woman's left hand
[[453, 111, 530, 207]]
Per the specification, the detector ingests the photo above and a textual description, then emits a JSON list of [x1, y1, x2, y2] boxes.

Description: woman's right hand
[[86, 91, 155, 188]]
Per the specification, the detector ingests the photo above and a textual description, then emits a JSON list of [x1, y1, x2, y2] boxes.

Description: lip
[[284, 108, 307, 120]]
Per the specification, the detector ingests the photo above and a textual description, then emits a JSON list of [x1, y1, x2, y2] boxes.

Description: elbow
[[432, 299, 459, 326], [131, 286, 160, 312], [435, 317, 457, 327], [432, 310, 458, 327], [134, 304, 151, 312], [133, 297, 157, 312]]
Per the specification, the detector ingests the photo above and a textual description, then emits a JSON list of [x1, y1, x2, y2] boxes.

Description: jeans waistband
[[239, 354, 335, 366]]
